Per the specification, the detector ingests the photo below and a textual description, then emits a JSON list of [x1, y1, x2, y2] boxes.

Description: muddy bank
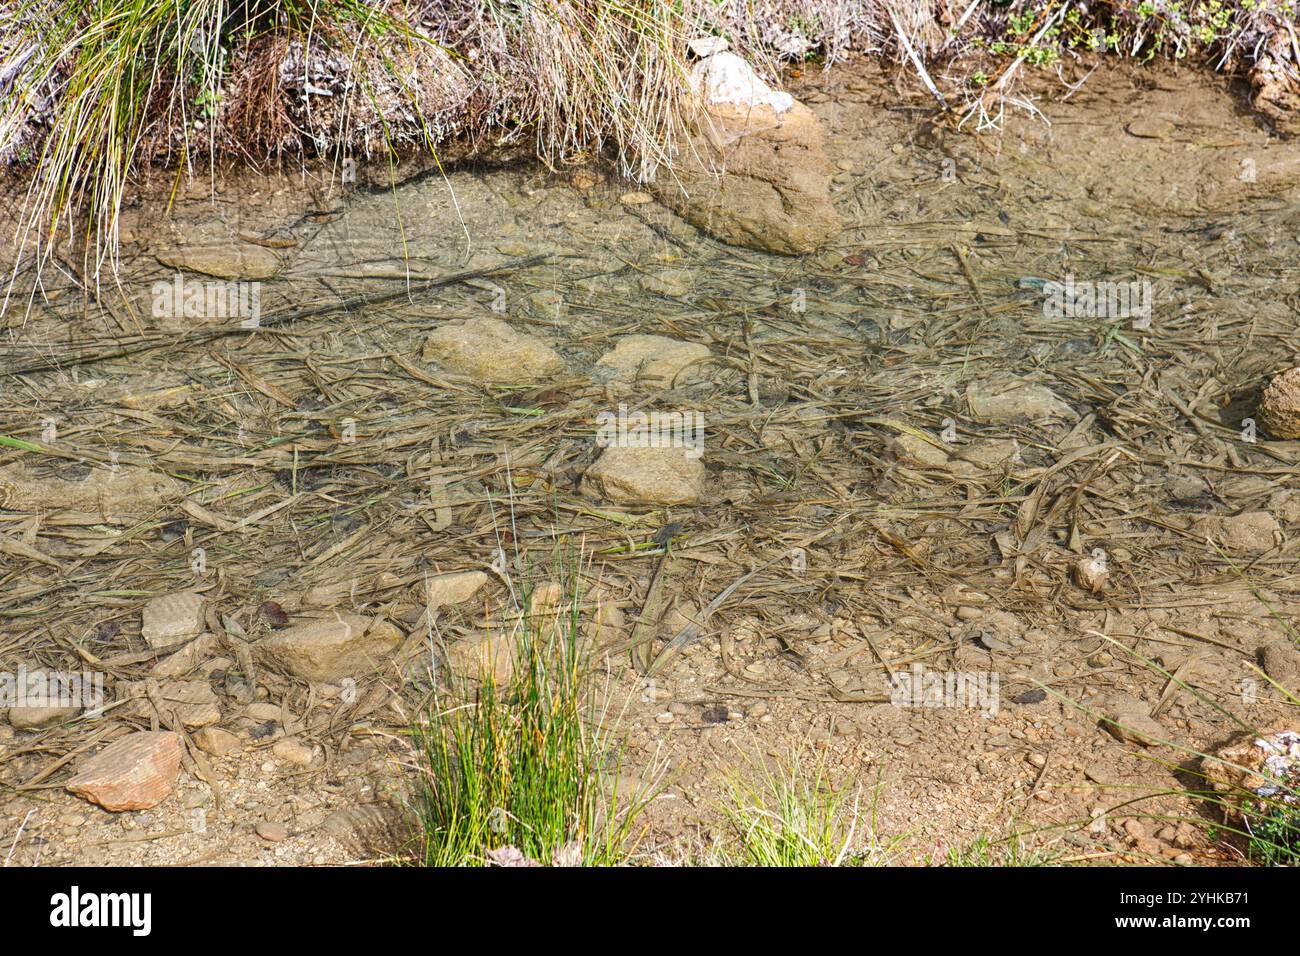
[[4, 0, 1300, 270], [1, 62, 1299, 866]]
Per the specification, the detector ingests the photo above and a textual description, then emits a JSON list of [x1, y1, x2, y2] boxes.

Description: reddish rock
[[66, 731, 183, 811]]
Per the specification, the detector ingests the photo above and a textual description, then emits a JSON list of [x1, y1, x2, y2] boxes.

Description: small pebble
[[256, 820, 289, 842], [272, 737, 316, 767]]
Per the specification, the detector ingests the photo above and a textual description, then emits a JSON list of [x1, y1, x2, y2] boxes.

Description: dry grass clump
[[0, 0, 700, 270]]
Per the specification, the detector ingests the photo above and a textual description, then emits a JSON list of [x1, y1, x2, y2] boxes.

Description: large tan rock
[[424, 571, 488, 614], [1099, 693, 1167, 748], [140, 592, 206, 649], [596, 335, 711, 387], [66, 731, 183, 811], [581, 446, 705, 506], [255, 612, 404, 682], [8, 706, 80, 730], [651, 52, 839, 255], [421, 317, 564, 384], [0, 464, 179, 519], [446, 630, 516, 685]]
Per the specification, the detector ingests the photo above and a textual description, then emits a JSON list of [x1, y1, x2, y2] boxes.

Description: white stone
[[690, 52, 793, 114], [688, 36, 730, 57]]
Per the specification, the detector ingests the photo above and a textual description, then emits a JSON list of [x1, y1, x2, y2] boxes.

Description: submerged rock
[[1195, 512, 1283, 553], [639, 268, 695, 298], [256, 612, 404, 682], [140, 591, 206, 649], [118, 679, 221, 728], [595, 335, 711, 387], [581, 446, 705, 506], [0, 464, 180, 519], [651, 52, 840, 255], [155, 246, 281, 281], [153, 221, 283, 280], [1099, 694, 1166, 748], [888, 433, 949, 469], [966, 381, 1077, 423], [421, 317, 564, 384], [423, 570, 488, 614], [955, 439, 1022, 470], [1222, 512, 1283, 551]]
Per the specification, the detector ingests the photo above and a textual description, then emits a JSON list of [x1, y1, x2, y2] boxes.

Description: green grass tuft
[[412, 582, 649, 867]]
